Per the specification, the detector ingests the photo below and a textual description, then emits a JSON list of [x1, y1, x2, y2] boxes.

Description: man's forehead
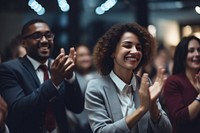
[[28, 22, 50, 31]]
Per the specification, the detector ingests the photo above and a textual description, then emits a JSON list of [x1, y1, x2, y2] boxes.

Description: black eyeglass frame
[[23, 31, 55, 41]]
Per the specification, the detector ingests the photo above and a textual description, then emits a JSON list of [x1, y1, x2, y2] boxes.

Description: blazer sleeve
[[0, 64, 59, 114], [85, 79, 130, 133], [0, 63, 84, 118], [59, 77, 84, 113], [148, 101, 172, 133]]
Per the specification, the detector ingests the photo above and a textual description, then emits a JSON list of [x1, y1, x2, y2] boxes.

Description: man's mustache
[[37, 43, 52, 49]]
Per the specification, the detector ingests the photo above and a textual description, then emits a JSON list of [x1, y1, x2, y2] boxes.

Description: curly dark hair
[[93, 22, 156, 75]]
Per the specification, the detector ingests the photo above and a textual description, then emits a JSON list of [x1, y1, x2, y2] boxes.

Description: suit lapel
[[103, 75, 149, 132], [20, 56, 41, 86], [103, 76, 123, 122]]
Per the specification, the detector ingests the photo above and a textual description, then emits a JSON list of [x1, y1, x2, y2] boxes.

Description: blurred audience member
[[154, 44, 172, 77], [0, 54, 9, 133], [1, 35, 26, 62], [73, 44, 100, 133], [75, 44, 100, 94], [163, 35, 200, 133], [138, 43, 172, 82], [0, 96, 9, 133]]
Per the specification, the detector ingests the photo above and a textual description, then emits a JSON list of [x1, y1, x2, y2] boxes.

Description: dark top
[[163, 73, 200, 133], [0, 56, 84, 133]]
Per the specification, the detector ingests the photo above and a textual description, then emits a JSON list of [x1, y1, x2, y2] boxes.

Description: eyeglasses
[[23, 32, 55, 41]]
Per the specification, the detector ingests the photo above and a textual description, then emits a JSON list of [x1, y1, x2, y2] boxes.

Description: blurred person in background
[[1, 35, 26, 62], [163, 35, 200, 133], [154, 44, 172, 78], [0, 50, 10, 133], [137, 43, 172, 82], [0, 96, 9, 133], [75, 44, 100, 94], [66, 44, 100, 133], [85, 22, 172, 133], [75, 44, 100, 133]]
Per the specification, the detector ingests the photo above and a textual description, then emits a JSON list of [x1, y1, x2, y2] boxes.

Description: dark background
[[0, 0, 199, 57]]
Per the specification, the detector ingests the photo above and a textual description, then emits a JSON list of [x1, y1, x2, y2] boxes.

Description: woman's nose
[[130, 46, 138, 53]]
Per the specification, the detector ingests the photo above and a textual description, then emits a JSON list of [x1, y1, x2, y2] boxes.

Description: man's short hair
[[21, 19, 48, 36]]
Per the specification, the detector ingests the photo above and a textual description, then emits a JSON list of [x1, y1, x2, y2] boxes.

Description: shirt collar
[[109, 70, 137, 93], [27, 55, 48, 70]]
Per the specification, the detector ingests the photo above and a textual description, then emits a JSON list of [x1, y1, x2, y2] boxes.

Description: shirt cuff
[[65, 72, 75, 83], [51, 72, 75, 89]]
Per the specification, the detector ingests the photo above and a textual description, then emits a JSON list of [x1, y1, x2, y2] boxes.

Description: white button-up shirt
[[110, 70, 139, 132], [109, 70, 136, 117]]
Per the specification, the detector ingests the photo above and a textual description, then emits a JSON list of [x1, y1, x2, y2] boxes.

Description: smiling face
[[22, 22, 54, 63], [76, 45, 93, 73], [186, 39, 200, 72], [112, 32, 142, 75]]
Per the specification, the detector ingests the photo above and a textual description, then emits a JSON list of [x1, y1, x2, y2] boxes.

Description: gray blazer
[[85, 75, 172, 133]]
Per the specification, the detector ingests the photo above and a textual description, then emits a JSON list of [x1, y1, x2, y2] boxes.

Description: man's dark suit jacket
[[0, 56, 84, 133]]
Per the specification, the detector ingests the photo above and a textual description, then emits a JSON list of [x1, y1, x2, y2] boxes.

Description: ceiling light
[[195, 6, 200, 14]]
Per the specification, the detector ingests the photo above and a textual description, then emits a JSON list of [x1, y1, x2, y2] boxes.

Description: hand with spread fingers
[[51, 48, 76, 86], [149, 67, 166, 104], [138, 67, 166, 112]]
